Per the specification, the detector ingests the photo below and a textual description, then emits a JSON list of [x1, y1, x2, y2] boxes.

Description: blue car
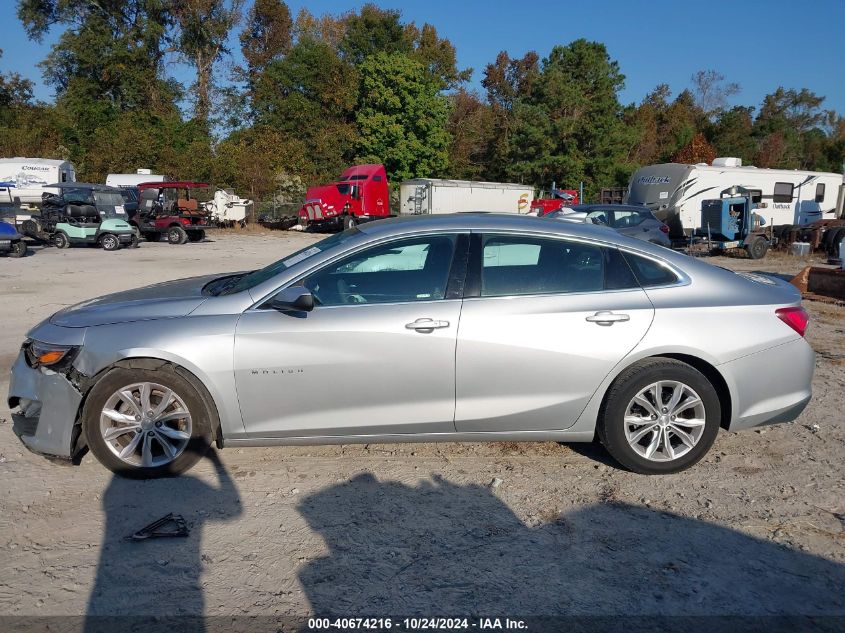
[[0, 218, 27, 257], [0, 182, 29, 257]]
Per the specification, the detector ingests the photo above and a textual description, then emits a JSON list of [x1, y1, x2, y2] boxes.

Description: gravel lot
[[1, 233, 843, 625]]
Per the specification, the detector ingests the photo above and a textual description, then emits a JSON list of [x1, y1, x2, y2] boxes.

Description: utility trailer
[[400, 179, 534, 215]]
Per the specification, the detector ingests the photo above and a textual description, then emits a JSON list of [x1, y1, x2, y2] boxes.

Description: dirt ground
[[1, 233, 843, 627]]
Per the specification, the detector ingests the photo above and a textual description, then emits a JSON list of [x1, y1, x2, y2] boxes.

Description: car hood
[[50, 274, 218, 328]]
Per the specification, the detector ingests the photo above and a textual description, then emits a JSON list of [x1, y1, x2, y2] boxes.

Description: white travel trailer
[[625, 158, 844, 237], [0, 158, 76, 206], [400, 178, 534, 215], [105, 169, 168, 188]]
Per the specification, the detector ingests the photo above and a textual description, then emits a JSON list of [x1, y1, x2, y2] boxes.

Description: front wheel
[[597, 358, 721, 474], [746, 236, 768, 260], [53, 232, 70, 249], [100, 233, 120, 251], [343, 215, 357, 230], [82, 366, 212, 478], [9, 240, 27, 258], [187, 230, 205, 242], [167, 225, 188, 245]]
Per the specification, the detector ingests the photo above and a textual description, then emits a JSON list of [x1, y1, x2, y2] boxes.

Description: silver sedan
[[8, 214, 813, 477]]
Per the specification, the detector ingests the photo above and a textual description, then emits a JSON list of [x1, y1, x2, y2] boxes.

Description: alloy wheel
[[623, 380, 706, 462], [99, 382, 192, 468]]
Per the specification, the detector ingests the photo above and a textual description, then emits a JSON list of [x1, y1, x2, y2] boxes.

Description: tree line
[[1, 1, 843, 206]]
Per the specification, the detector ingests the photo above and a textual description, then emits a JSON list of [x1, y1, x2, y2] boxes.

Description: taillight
[[659, 223, 670, 234], [776, 306, 809, 337]]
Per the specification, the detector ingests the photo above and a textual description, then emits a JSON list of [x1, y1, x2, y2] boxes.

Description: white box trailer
[[400, 178, 534, 215], [0, 158, 76, 206], [626, 158, 844, 237], [105, 170, 168, 188]]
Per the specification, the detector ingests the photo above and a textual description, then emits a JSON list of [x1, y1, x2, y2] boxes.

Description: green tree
[[354, 52, 450, 181], [171, 0, 244, 127], [481, 50, 540, 180], [240, 0, 293, 79], [690, 69, 740, 120], [709, 106, 756, 162], [252, 36, 358, 182], [339, 4, 410, 64], [446, 88, 494, 180], [505, 40, 635, 198]]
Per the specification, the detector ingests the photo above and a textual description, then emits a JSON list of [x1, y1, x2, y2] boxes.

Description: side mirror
[[266, 286, 314, 312]]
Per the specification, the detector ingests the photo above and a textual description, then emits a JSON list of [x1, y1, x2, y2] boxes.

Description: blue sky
[[1, 0, 843, 114]]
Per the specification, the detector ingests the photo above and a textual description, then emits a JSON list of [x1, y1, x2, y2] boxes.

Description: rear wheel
[[82, 366, 212, 478], [142, 231, 159, 242], [9, 240, 27, 258], [53, 232, 70, 249], [100, 233, 120, 251], [597, 358, 721, 474], [187, 230, 205, 242], [746, 236, 768, 259], [167, 225, 188, 245]]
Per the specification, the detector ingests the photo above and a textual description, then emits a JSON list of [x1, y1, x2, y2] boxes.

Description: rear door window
[[621, 251, 679, 287], [479, 236, 639, 297]]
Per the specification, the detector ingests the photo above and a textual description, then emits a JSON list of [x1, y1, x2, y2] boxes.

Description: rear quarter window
[[621, 251, 679, 287]]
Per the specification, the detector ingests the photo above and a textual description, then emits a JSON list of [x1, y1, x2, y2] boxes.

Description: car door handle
[[585, 311, 630, 326], [405, 318, 450, 331]]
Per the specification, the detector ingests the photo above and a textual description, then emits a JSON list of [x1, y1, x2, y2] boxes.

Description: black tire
[[745, 236, 768, 259], [130, 233, 140, 248], [343, 215, 357, 230], [82, 366, 212, 478], [167, 225, 188, 245], [597, 358, 721, 475], [142, 231, 159, 242], [53, 232, 70, 249], [9, 240, 27, 258], [187, 230, 205, 242], [100, 233, 120, 251]]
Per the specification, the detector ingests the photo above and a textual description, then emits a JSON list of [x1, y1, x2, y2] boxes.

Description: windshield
[[93, 191, 127, 216], [217, 228, 362, 296]]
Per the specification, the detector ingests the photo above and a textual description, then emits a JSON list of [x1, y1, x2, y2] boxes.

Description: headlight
[[26, 340, 79, 368]]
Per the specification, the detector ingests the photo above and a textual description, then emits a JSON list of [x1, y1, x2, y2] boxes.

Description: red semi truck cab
[[298, 164, 391, 231], [530, 189, 580, 215]]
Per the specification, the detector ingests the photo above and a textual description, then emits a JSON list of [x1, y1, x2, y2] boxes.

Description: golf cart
[[133, 181, 213, 244], [20, 183, 138, 251], [0, 182, 28, 257]]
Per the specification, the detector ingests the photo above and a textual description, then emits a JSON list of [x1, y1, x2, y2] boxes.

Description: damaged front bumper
[[8, 349, 84, 459]]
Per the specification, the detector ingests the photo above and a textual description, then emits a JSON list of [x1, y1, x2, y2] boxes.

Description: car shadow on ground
[[83, 449, 241, 633], [298, 473, 845, 627]]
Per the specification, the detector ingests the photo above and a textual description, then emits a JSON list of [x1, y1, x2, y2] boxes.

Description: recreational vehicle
[[0, 158, 76, 206], [400, 178, 534, 215], [105, 169, 168, 189], [625, 158, 844, 238]]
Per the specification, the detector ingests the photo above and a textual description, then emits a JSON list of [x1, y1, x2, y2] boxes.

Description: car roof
[[46, 183, 122, 192], [357, 212, 677, 257], [568, 204, 652, 213]]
